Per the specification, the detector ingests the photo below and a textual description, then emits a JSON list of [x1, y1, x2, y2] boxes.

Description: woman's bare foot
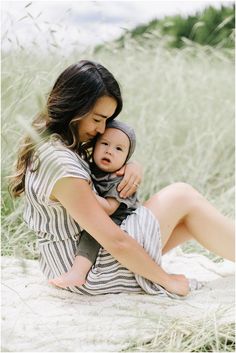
[[49, 255, 92, 288]]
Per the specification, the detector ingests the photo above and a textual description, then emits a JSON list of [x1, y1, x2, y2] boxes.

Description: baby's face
[[93, 128, 130, 172]]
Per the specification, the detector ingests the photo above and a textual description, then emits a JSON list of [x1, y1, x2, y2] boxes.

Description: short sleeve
[[34, 140, 91, 204]]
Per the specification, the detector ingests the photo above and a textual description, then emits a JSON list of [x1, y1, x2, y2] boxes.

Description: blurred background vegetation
[[114, 4, 235, 49], [1, 3, 235, 261]]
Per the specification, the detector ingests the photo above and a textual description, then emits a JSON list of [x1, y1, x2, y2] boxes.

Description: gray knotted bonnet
[[106, 120, 136, 161]]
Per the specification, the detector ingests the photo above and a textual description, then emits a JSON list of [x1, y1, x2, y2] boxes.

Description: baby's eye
[[116, 147, 123, 151], [101, 142, 108, 146], [93, 119, 101, 123]]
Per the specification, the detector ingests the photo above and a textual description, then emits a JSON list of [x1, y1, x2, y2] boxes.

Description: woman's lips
[[87, 133, 96, 139]]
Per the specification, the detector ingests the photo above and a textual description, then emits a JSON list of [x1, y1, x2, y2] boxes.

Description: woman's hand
[[164, 274, 190, 296], [116, 161, 143, 198]]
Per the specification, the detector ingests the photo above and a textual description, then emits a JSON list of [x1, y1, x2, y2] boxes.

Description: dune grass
[[124, 315, 235, 352]]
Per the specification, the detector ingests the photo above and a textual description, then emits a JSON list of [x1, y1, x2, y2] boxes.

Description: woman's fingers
[[120, 185, 135, 199], [118, 176, 134, 198], [119, 176, 140, 198], [117, 161, 142, 198]]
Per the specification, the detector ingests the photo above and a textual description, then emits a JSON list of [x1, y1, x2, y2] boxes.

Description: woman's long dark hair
[[9, 60, 123, 198]]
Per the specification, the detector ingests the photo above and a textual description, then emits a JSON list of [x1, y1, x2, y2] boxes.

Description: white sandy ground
[[1, 248, 235, 352]]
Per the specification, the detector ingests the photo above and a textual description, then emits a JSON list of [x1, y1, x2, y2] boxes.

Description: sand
[[1, 248, 235, 352]]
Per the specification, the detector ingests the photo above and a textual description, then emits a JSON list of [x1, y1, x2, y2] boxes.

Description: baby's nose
[[105, 147, 112, 154]]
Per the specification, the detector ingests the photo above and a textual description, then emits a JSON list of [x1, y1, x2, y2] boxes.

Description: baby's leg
[[49, 256, 92, 288], [49, 231, 100, 288]]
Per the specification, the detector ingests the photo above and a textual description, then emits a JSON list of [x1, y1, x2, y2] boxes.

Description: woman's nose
[[96, 122, 106, 134]]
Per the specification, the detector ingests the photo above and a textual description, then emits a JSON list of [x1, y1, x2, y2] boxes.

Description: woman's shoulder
[[34, 136, 90, 174], [38, 136, 73, 154]]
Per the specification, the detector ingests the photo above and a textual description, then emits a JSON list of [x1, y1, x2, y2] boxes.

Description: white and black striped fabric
[[24, 138, 172, 297], [24, 138, 91, 242]]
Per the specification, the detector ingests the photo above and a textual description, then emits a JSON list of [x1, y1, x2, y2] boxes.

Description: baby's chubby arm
[[87, 177, 120, 215], [94, 193, 120, 215]]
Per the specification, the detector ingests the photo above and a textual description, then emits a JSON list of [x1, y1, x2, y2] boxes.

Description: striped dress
[[24, 138, 172, 297]]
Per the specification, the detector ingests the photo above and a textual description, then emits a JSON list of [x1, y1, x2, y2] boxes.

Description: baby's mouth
[[101, 157, 111, 164]]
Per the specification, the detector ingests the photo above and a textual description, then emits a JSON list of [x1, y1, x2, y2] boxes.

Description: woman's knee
[[144, 182, 201, 243], [155, 182, 201, 209], [144, 182, 202, 217], [168, 182, 198, 194], [162, 182, 202, 208]]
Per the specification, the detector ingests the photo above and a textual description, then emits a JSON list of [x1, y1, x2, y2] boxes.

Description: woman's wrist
[[155, 270, 172, 288]]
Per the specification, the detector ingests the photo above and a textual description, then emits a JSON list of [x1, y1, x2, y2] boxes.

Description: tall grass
[[1, 15, 235, 261], [124, 316, 235, 352]]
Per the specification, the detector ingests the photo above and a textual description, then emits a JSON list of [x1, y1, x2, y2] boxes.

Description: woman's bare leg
[[162, 223, 193, 255], [143, 182, 235, 261]]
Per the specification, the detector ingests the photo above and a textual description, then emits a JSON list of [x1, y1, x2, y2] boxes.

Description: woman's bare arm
[[51, 177, 189, 296]]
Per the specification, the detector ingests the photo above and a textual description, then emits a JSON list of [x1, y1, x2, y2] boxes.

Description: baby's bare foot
[[49, 255, 92, 288], [49, 270, 86, 288]]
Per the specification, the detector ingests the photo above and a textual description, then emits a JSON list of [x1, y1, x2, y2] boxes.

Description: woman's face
[[77, 96, 117, 142]]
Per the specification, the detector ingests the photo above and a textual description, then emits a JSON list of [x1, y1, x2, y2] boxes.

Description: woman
[[9, 60, 234, 297]]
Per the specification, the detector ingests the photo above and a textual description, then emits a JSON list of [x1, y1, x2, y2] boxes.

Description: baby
[[50, 120, 139, 288]]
